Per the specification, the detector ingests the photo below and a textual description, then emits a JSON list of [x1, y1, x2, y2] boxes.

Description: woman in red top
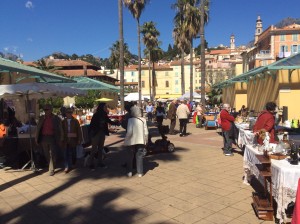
[[220, 103, 235, 156], [253, 102, 277, 145]]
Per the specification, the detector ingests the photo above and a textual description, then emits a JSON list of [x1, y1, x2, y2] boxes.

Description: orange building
[[245, 16, 300, 70]]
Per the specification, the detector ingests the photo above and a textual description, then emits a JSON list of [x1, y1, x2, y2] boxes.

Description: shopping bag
[[76, 145, 84, 159]]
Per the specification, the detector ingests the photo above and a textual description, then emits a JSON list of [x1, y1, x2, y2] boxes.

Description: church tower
[[230, 34, 235, 50], [255, 15, 263, 44]]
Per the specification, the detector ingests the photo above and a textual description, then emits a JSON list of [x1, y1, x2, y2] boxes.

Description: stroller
[[146, 125, 175, 154]]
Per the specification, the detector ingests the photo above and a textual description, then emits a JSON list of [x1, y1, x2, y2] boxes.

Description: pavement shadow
[[0, 179, 141, 224], [0, 171, 39, 192]]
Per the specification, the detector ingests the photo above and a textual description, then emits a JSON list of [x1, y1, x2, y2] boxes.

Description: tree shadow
[[0, 182, 141, 224]]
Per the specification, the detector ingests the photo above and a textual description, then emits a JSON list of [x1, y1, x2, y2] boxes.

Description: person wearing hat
[[61, 108, 82, 173], [35, 104, 63, 176], [88, 103, 118, 170]]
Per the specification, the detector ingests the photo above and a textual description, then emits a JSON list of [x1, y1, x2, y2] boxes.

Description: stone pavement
[[0, 120, 275, 224]]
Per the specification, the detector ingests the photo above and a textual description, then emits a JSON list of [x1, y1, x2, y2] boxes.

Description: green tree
[[141, 21, 160, 100], [75, 90, 101, 109], [124, 0, 149, 107]]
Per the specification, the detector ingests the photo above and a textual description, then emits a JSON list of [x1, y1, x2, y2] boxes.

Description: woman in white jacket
[[124, 106, 148, 177]]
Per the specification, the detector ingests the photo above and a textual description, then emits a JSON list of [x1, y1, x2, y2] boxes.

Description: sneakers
[[224, 152, 234, 156], [49, 170, 55, 176], [137, 173, 143, 178], [127, 172, 132, 177]]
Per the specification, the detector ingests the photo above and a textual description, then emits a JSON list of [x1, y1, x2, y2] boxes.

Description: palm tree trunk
[[190, 38, 193, 101], [152, 61, 156, 99], [137, 19, 142, 108], [118, 0, 125, 112], [200, 0, 206, 106], [148, 54, 152, 101], [181, 49, 185, 95]]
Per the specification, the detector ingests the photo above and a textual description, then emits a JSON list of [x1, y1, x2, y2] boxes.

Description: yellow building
[[217, 53, 300, 120]]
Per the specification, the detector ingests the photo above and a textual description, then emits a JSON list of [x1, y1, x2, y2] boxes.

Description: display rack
[[252, 154, 274, 221]]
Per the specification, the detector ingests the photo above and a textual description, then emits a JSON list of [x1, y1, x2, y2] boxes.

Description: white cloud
[[25, 1, 34, 9], [27, 38, 33, 42], [4, 47, 9, 51]]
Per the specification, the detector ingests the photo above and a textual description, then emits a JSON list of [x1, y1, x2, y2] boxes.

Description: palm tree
[[33, 58, 60, 74], [149, 47, 163, 99], [124, 0, 149, 108], [199, 0, 209, 105], [118, 0, 125, 112], [141, 21, 160, 100], [108, 40, 130, 79], [172, 0, 190, 95], [183, 0, 201, 101]]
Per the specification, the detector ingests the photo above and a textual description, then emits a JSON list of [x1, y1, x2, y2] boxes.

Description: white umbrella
[[124, 92, 148, 102], [0, 82, 86, 171], [180, 92, 201, 99], [0, 82, 86, 99]]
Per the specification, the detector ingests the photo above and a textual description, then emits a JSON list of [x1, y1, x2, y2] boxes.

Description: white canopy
[[124, 92, 148, 102], [0, 82, 86, 99], [180, 92, 201, 99]]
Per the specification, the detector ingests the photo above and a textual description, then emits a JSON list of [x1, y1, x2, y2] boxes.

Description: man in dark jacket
[[89, 103, 118, 170], [167, 99, 177, 135], [220, 103, 235, 156]]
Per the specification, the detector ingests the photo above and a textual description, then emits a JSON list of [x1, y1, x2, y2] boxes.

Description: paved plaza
[[0, 121, 275, 224]]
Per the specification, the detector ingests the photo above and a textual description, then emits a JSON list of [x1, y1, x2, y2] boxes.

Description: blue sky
[[1, 0, 299, 61]]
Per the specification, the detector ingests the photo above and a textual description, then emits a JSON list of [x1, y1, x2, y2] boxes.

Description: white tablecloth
[[235, 123, 256, 147], [243, 144, 300, 222]]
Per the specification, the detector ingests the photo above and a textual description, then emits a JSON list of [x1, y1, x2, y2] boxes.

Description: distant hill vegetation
[[275, 17, 300, 28]]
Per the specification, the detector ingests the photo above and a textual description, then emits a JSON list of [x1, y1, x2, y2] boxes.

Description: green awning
[[213, 52, 300, 88], [0, 57, 75, 83], [267, 52, 300, 70], [55, 77, 120, 92]]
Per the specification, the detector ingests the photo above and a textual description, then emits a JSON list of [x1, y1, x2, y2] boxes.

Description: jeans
[[147, 112, 153, 121], [64, 145, 76, 169], [127, 144, 145, 175], [179, 118, 188, 135], [222, 131, 233, 153]]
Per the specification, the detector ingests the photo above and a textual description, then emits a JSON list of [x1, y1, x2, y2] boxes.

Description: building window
[[142, 81, 145, 88], [165, 72, 169, 76], [175, 88, 179, 93], [131, 72, 134, 77], [132, 79, 134, 82], [175, 72, 178, 77], [292, 45, 298, 54], [175, 80, 178, 85], [165, 81, 169, 87], [141, 71, 145, 76], [280, 35, 285, 41], [195, 80, 197, 83], [293, 34, 298, 41]]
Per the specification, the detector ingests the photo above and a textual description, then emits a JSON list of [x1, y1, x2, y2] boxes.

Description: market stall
[[243, 144, 300, 223], [0, 83, 86, 170]]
